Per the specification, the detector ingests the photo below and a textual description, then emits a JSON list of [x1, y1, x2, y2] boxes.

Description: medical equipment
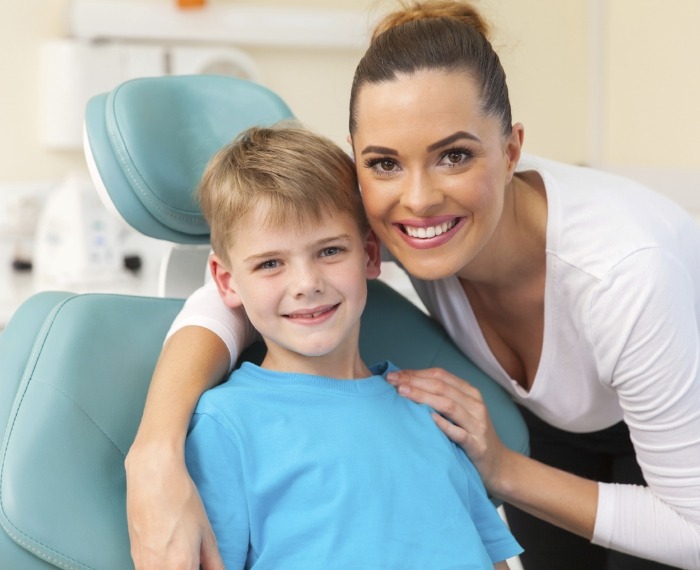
[[33, 173, 125, 285]]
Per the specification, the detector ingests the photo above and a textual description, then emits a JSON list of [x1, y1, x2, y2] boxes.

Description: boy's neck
[[261, 347, 372, 380]]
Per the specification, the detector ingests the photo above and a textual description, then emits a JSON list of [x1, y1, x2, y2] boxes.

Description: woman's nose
[[399, 171, 444, 214]]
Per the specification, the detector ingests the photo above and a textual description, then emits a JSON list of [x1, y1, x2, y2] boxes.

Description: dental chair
[[0, 75, 529, 570]]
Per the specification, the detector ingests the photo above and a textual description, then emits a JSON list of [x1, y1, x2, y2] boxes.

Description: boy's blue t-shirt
[[185, 361, 522, 569]]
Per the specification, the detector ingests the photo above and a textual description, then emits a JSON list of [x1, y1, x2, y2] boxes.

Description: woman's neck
[[457, 170, 548, 293]]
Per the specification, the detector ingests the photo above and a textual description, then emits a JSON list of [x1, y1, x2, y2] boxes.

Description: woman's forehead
[[352, 71, 494, 147], [356, 71, 479, 117]]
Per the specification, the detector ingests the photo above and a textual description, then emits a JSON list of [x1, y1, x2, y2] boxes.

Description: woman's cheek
[[358, 181, 386, 226]]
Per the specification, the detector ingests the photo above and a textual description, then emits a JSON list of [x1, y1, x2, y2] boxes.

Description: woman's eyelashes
[[438, 147, 474, 168], [362, 147, 475, 176], [363, 157, 400, 176]]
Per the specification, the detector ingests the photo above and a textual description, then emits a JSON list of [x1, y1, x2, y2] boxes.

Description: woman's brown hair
[[349, 0, 512, 136]]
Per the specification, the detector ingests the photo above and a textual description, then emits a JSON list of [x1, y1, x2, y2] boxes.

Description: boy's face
[[211, 203, 381, 375]]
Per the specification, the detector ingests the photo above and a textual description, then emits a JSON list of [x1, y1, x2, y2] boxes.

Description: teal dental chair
[[0, 75, 529, 570]]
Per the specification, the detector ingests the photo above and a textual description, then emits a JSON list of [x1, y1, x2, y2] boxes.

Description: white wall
[[1, 0, 699, 186]]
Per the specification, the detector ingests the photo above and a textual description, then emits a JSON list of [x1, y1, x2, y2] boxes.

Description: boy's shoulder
[[193, 363, 262, 415]]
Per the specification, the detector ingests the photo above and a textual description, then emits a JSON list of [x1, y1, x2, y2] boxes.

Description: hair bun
[[372, 0, 490, 42]]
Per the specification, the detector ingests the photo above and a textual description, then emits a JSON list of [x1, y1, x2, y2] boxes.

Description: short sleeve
[[455, 448, 523, 563]]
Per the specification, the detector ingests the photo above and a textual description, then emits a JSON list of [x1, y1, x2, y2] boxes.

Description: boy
[[184, 125, 522, 569]]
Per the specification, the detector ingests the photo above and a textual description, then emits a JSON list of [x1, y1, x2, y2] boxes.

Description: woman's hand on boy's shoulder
[[386, 367, 510, 491]]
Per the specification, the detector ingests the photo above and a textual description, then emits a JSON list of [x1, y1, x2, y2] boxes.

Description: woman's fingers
[[387, 367, 506, 488], [387, 368, 486, 436], [388, 367, 483, 399]]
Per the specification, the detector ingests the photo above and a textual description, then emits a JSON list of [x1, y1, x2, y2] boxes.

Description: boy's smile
[[211, 203, 381, 379], [283, 303, 340, 323]]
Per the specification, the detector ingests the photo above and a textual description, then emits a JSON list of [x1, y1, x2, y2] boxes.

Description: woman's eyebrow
[[426, 131, 481, 152], [360, 145, 398, 156], [361, 131, 481, 156]]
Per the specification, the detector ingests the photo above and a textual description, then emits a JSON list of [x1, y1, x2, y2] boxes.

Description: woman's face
[[351, 69, 521, 281]]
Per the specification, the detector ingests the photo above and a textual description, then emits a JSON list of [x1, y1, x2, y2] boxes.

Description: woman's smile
[[395, 216, 466, 249], [353, 70, 517, 280]]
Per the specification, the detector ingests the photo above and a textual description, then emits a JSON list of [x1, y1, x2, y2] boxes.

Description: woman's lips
[[402, 218, 457, 238], [394, 216, 465, 249]]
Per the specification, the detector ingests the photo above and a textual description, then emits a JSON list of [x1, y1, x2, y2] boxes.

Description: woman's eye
[[364, 157, 400, 176], [439, 149, 472, 167]]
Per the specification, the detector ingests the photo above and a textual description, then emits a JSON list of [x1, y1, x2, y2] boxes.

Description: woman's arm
[[126, 326, 230, 570], [388, 248, 700, 567], [387, 368, 598, 538], [584, 250, 700, 565], [126, 282, 256, 569], [388, 361, 700, 567]]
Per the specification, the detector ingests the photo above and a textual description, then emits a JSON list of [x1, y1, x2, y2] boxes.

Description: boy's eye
[[320, 246, 342, 257], [257, 259, 280, 270]]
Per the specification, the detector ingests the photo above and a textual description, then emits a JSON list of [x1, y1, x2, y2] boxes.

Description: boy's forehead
[[240, 200, 361, 233], [231, 206, 364, 250]]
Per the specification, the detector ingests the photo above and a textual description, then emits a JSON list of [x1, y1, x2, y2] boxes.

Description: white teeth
[[288, 306, 333, 319], [404, 220, 456, 239]]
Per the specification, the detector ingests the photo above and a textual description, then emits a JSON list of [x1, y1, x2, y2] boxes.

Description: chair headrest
[[83, 75, 295, 244]]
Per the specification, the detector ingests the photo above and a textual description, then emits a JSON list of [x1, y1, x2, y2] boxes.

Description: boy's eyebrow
[[360, 131, 481, 156], [244, 250, 285, 264], [242, 234, 353, 264], [315, 233, 352, 245]]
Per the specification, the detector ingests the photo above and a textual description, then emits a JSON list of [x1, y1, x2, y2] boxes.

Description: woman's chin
[[395, 255, 462, 282]]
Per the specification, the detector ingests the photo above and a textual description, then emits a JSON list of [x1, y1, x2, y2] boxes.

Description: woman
[[125, 2, 700, 569]]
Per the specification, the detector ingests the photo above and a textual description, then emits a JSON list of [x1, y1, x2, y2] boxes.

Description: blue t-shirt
[[185, 361, 522, 569]]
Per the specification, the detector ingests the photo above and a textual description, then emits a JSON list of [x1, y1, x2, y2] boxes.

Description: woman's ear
[[504, 122, 524, 182], [210, 254, 243, 309], [364, 229, 382, 280]]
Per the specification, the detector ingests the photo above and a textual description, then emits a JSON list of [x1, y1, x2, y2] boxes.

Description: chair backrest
[[0, 75, 528, 569], [84, 74, 294, 244]]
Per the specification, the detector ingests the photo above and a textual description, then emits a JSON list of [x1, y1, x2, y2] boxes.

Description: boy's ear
[[210, 254, 243, 309], [364, 229, 382, 280]]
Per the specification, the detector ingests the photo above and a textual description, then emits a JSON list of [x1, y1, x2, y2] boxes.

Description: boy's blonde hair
[[198, 125, 368, 266]]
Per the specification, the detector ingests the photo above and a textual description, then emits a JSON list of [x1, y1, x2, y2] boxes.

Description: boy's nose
[[292, 264, 324, 298]]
